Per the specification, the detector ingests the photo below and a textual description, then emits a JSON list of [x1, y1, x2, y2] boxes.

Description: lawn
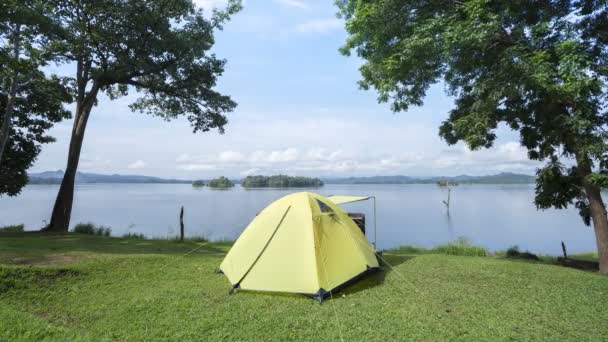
[[1, 233, 607, 341]]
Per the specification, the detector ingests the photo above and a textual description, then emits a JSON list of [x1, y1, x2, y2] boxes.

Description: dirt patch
[[9, 255, 80, 266]]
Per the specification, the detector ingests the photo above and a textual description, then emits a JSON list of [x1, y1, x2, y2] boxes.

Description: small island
[[437, 179, 458, 187], [192, 180, 205, 188], [208, 176, 235, 189], [241, 175, 323, 188]]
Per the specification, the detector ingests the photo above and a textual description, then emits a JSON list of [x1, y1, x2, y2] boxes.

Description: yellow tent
[[219, 192, 379, 301]]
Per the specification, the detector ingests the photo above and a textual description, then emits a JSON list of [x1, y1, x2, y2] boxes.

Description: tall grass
[[0, 224, 24, 233], [387, 238, 488, 257], [186, 235, 209, 243], [434, 238, 488, 257], [72, 223, 111, 237], [122, 233, 145, 239]]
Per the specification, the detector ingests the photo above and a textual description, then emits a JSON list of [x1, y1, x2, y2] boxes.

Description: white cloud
[[497, 142, 529, 162], [247, 148, 299, 163], [172, 147, 426, 176], [79, 154, 112, 170], [304, 148, 343, 162], [176, 154, 193, 163], [295, 18, 342, 34], [218, 150, 246, 163], [240, 168, 261, 176], [127, 160, 148, 170], [31, 91, 540, 179], [274, 0, 308, 9], [266, 148, 299, 163], [177, 164, 217, 171], [431, 143, 537, 173]]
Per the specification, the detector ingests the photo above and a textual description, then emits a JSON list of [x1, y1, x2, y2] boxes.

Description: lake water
[[0, 183, 599, 255]]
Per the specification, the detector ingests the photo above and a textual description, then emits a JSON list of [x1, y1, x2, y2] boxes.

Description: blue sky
[[32, 0, 539, 179]]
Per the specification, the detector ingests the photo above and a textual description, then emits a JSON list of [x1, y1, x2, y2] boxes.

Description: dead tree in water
[[438, 180, 452, 215], [443, 187, 451, 215]]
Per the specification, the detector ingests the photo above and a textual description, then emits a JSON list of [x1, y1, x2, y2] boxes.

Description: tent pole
[[372, 196, 377, 250]]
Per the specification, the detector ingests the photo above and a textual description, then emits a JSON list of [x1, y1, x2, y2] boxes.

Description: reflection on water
[[0, 183, 598, 255]]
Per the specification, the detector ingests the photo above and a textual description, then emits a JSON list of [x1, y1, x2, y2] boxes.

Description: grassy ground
[[1, 233, 607, 341]]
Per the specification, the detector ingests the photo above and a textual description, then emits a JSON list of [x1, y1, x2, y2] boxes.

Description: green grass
[[1, 234, 607, 341], [570, 252, 599, 261]]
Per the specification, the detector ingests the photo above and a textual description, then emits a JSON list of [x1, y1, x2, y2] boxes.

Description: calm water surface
[[0, 183, 598, 255]]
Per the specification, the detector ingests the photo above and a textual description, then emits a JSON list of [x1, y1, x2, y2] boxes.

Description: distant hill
[[29, 170, 191, 184], [28, 171, 534, 185], [325, 175, 417, 184], [324, 172, 535, 184]]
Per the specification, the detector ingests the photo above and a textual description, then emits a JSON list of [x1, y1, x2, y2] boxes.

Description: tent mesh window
[[316, 199, 333, 213]]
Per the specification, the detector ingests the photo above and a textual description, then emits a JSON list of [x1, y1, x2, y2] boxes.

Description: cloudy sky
[[32, 0, 539, 179]]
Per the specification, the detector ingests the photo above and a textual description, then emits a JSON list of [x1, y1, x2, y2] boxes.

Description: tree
[[0, 73, 71, 195], [241, 175, 324, 188], [208, 176, 234, 188], [338, 0, 608, 273], [44, 0, 241, 231], [0, 0, 71, 195]]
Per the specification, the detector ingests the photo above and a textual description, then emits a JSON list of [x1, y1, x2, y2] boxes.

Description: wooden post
[[561, 241, 568, 259], [180, 206, 184, 241]]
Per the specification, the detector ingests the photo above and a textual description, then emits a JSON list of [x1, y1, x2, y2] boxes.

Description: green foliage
[[0, 74, 71, 196], [192, 180, 205, 188], [338, 0, 608, 225], [505, 245, 540, 261], [0, 0, 72, 196], [0, 224, 24, 233], [1, 234, 607, 340], [207, 176, 234, 188], [52, 0, 241, 133], [241, 175, 324, 188], [535, 159, 591, 224], [72, 223, 111, 237]]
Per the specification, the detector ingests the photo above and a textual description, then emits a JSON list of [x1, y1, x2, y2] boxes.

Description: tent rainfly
[[219, 192, 379, 302], [326, 195, 377, 249]]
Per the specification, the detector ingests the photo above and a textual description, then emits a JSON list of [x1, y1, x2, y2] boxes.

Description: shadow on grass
[[233, 290, 314, 302], [338, 254, 415, 298], [379, 253, 414, 268], [218, 256, 416, 302], [0, 266, 82, 292]]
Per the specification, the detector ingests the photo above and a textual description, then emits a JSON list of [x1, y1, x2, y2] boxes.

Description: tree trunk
[[46, 82, 99, 232], [582, 180, 608, 274], [576, 152, 608, 274], [0, 24, 21, 164]]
